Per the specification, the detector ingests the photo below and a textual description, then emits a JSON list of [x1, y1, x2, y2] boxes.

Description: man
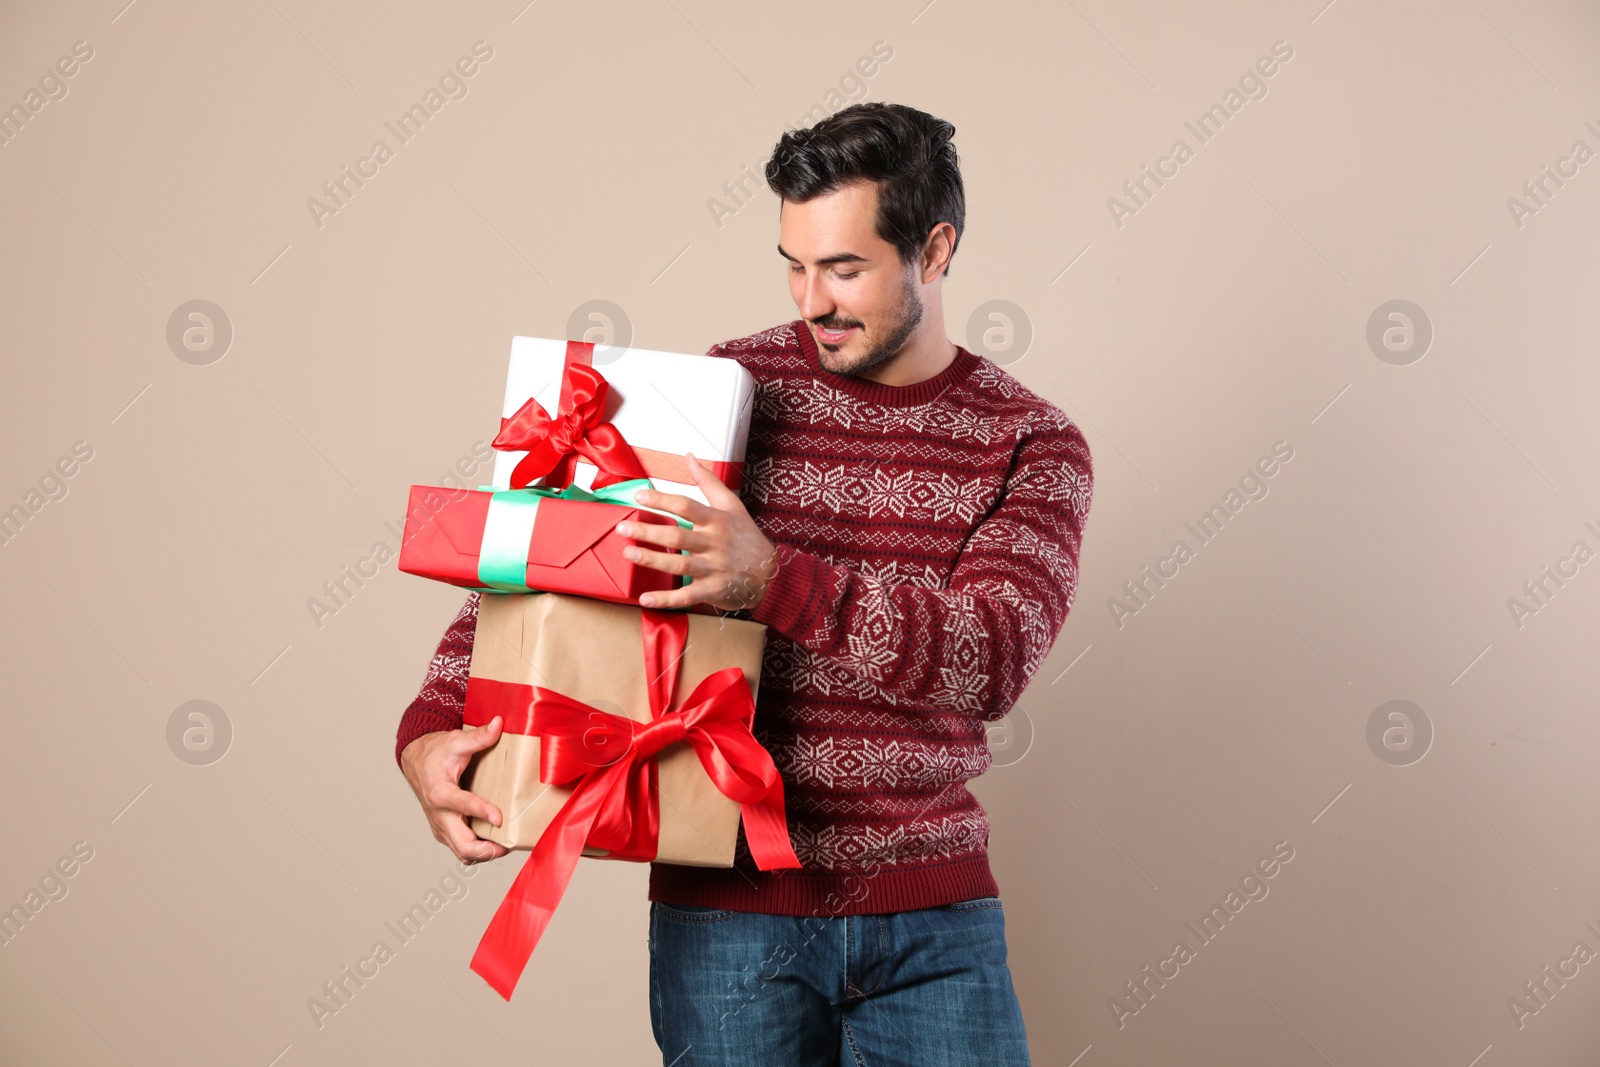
[[397, 102, 1093, 1065]]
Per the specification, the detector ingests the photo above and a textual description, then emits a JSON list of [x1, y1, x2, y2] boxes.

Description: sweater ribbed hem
[[794, 318, 980, 408], [647, 853, 1000, 916]]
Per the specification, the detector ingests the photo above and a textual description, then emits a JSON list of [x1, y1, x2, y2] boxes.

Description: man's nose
[[795, 272, 833, 322]]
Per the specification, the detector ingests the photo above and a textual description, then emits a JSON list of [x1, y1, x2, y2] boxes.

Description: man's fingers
[[626, 545, 702, 576], [438, 813, 506, 862], [634, 486, 714, 527], [432, 781, 503, 827], [615, 520, 708, 552], [638, 581, 709, 610], [684, 452, 742, 509], [454, 716, 503, 754]]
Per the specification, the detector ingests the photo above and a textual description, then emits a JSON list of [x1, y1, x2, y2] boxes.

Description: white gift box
[[489, 337, 756, 513]]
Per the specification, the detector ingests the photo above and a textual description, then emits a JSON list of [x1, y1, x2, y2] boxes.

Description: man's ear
[[921, 221, 957, 281]]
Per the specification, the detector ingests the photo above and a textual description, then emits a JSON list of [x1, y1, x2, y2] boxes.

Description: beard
[[813, 270, 925, 378]]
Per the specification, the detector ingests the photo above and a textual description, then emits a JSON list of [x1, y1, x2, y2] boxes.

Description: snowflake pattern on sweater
[[395, 319, 1092, 915]]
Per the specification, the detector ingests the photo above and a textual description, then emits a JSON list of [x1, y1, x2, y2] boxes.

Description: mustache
[[812, 317, 863, 331]]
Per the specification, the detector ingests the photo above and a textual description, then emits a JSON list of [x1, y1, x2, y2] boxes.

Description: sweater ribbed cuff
[[394, 703, 464, 770], [748, 542, 830, 642]]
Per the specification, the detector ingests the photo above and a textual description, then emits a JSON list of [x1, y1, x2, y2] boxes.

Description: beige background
[[2, 0, 1598, 1063]]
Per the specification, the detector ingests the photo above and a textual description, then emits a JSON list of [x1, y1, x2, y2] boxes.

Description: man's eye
[[836, 271, 861, 280], [788, 264, 805, 274]]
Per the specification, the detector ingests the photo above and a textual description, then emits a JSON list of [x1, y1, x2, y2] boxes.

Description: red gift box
[[396, 484, 681, 603]]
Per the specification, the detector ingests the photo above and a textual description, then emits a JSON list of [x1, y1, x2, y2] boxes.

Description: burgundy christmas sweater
[[395, 319, 1093, 916]]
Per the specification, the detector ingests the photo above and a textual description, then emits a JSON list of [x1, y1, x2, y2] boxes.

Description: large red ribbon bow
[[491, 341, 650, 490], [466, 608, 800, 999]]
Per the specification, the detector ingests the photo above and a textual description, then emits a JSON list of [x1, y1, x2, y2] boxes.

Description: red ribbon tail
[[468, 773, 611, 999], [667, 668, 801, 872], [507, 449, 550, 491], [739, 774, 801, 871]]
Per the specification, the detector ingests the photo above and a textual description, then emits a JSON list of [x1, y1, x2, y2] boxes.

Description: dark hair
[[766, 102, 964, 276]]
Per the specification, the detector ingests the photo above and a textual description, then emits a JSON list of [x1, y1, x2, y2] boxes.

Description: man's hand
[[614, 452, 780, 612], [400, 717, 510, 865]]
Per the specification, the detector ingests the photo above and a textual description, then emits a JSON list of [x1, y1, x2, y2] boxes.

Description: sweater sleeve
[[394, 592, 480, 768], [748, 411, 1092, 719]]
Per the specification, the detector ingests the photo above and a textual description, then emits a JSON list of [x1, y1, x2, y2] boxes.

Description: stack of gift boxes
[[398, 337, 799, 999]]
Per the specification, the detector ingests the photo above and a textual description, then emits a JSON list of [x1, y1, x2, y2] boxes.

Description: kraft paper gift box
[[458, 591, 800, 999], [460, 591, 768, 863], [395, 482, 684, 603], [488, 337, 755, 507]]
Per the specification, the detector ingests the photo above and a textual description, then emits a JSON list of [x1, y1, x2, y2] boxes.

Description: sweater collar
[[793, 318, 979, 408]]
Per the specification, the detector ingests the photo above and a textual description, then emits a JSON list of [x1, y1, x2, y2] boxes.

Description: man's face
[[778, 181, 923, 377]]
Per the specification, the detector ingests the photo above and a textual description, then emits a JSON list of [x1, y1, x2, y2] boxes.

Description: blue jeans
[[648, 897, 1030, 1066]]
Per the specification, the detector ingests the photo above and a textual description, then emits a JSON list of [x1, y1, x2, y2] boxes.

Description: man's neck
[[860, 320, 957, 388]]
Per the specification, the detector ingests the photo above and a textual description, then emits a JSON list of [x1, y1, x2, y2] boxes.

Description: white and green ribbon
[[475, 478, 692, 594]]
